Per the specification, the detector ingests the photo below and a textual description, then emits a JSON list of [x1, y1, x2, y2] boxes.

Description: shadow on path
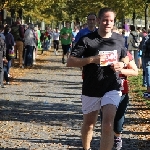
[[0, 99, 82, 126]]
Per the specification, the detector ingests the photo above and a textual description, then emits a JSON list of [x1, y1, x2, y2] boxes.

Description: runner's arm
[[120, 56, 129, 65], [66, 55, 94, 67], [120, 60, 138, 76]]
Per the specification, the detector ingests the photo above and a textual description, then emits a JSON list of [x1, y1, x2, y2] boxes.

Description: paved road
[[0, 50, 149, 150]]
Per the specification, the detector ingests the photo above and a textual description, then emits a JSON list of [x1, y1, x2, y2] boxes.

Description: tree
[[2, 0, 149, 26]]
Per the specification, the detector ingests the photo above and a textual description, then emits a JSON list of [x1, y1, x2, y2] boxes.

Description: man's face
[[17, 19, 21, 24], [87, 15, 97, 28], [97, 11, 115, 33], [66, 23, 70, 28]]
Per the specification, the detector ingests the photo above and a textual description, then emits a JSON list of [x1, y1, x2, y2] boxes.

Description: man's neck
[[88, 27, 96, 32], [98, 29, 112, 38]]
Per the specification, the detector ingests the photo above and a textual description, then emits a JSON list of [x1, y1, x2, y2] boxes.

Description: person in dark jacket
[[11, 17, 24, 68], [4, 25, 14, 84], [142, 29, 150, 100], [0, 25, 6, 87]]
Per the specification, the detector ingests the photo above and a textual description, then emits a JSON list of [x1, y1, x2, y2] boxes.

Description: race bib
[[99, 50, 117, 66]]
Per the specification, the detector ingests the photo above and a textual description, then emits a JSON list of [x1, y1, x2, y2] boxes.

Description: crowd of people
[[0, 16, 96, 87], [0, 7, 149, 150], [0, 17, 64, 86], [0, 16, 91, 86]]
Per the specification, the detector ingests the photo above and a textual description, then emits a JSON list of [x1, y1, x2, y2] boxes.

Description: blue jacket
[[5, 32, 14, 50], [75, 27, 97, 43]]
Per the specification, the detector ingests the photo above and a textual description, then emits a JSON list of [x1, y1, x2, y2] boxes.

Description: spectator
[[33, 26, 38, 64], [24, 24, 36, 67], [0, 25, 6, 87], [127, 25, 141, 67], [11, 17, 24, 68], [4, 25, 15, 84], [142, 29, 150, 99], [122, 29, 128, 49]]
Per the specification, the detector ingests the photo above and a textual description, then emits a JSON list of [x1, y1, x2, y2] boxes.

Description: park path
[[0, 50, 149, 150]]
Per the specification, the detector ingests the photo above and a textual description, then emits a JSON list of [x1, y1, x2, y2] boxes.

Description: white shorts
[[81, 90, 122, 114]]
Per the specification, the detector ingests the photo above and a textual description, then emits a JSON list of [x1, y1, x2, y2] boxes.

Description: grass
[[128, 71, 150, 107]]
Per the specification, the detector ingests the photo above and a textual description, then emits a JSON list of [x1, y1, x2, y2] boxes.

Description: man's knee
[[82, 111, 98, 131], [101, 104, 116, 130], [82, 122, 95, 131], [102, 119, 114, 132]]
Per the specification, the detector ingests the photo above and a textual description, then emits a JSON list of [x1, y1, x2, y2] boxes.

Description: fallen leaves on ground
[[128, 74, 150, 148]]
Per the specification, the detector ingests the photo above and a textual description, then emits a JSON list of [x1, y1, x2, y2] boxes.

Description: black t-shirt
[[71, 31, 127, 97]]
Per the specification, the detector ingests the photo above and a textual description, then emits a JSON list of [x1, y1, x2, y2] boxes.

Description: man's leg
[[114, 94, 129, 135], [100, 104, 116, 150], [134, 50, 139, 67], [56, 41, 59, 51], [67, 44, 71, 58], [143, 58, 150, 100], [17, 41, 24, 67], [11, 44, 17, 67], [142, 57, 147, 87], [0, 64, 4, 87], [56, 40, 59, 55], [33, 47, 36, 64], [82, 110, 99, 150], [114, 94, 129, 149], [62, 45, 65, 64], [54, 40, 56, 54]]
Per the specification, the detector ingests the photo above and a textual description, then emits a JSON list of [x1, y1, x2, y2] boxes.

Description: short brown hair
[[87, 13, 97, 18], [66, 21, 70, 24], [98, 7, 116, 19]]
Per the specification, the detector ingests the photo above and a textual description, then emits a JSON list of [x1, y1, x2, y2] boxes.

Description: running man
[[67, 7, 129, 150]]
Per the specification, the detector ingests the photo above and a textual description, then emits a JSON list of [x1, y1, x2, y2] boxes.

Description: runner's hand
[[110, 62, 124, 72], [92, 54, 106, 64]]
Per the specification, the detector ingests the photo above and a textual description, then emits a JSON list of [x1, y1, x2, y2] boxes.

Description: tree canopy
[[2, 0, 149, 24]]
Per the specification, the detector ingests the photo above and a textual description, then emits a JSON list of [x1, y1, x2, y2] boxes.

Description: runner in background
[[53, 27, 60, 55], [60, 21, 72, 64], [101, 52, 138, 150], [74, 13, 97, 43], [72, 25, 80, 50]]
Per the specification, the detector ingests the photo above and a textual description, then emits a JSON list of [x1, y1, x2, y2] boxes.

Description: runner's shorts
[[81, 90, 122, 114], [62, 44, 70, 55]]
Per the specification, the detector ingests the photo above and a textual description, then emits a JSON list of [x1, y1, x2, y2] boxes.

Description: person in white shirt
[[53, 27, 60, 55], [24, 24, 36, 67]]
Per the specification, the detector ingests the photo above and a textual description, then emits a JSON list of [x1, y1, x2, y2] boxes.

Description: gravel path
[[0, 50, 149, 150]]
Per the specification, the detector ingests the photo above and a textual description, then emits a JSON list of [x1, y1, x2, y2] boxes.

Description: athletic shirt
[[71, 31, 127, 97], [53, 32, 60, 40], [75, 27, 97, 43], [60, 27, 72, 45], [119, 52, 133, 94]]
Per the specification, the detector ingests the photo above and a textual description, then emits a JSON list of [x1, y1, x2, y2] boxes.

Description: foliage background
[[2, 0, 150, 25]]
